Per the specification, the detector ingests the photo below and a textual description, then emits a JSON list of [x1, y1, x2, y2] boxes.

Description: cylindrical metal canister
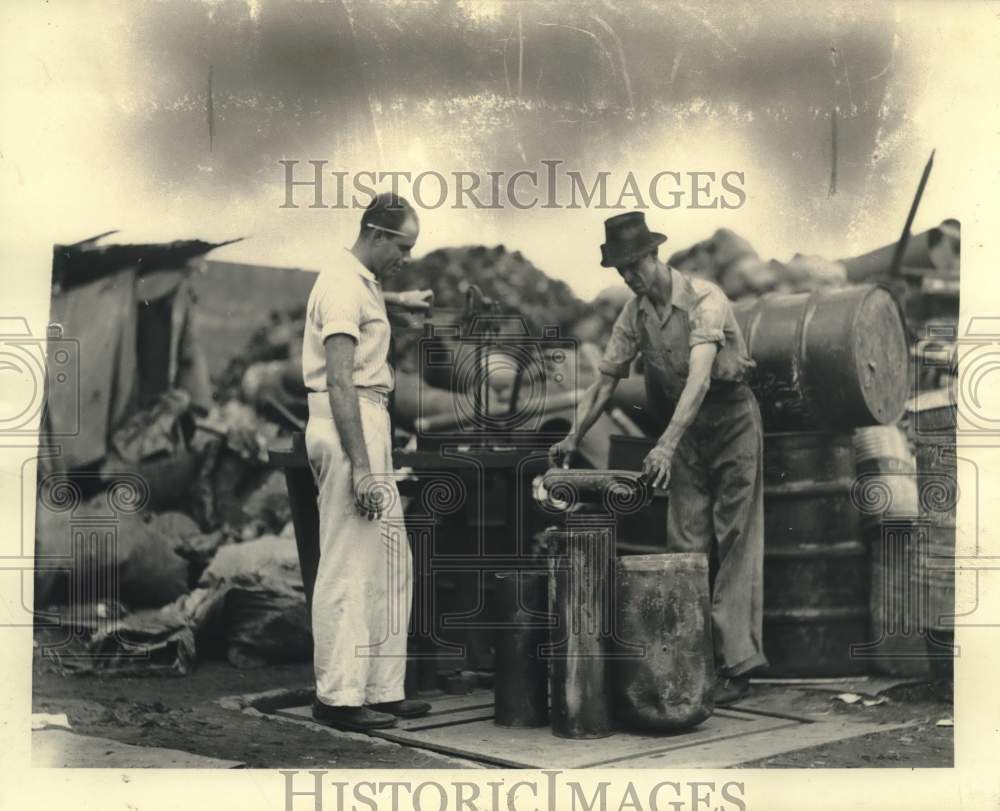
[[546, 527, 614, 739], [613, 553, 715, 731], [853, 426, 920, 523], [852, 426, 926, 675], [733, 285, 909, 431], [493, 570, 549, 728], [762, 431, 869, 676], [911, 390, 957, 686]]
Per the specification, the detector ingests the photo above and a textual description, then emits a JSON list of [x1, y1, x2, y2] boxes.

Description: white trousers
[[305, 396, 411, 706]]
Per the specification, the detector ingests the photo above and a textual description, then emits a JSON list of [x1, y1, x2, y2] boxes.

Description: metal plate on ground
[[614, 718, 915, 769], [278, 692, 496, 731], [275, 690, 911, 769], [749, 675, 927, 698]]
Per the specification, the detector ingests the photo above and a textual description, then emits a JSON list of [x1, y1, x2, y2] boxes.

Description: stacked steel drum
[[493, 283, 953, 739], [603, 285, 953, 678]]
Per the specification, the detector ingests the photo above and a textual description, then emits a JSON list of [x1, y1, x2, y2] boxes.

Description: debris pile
[[669, 228, 848, 300], [36, 226, 959, 678]]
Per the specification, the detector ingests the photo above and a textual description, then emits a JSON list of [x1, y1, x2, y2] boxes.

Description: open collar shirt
[[302, 249, 394, 394], [598, 267, 754, 402]]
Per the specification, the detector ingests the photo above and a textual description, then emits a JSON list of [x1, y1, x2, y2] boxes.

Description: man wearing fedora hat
[[550, 211, 767, 705]]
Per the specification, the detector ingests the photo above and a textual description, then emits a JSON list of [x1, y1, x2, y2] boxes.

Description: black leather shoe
[[714, 675, 751, 707], [311, 701, 397, 731], [368, 699, 432, 719]]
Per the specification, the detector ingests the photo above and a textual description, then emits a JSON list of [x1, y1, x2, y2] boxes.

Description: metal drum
[[911, 390, 957, 685], [613, 554, 714, 731], [762, 431, 869, 676], [734, 285, 909, 431], [493, 570, 549, 728], [852, 426, 926, 675]]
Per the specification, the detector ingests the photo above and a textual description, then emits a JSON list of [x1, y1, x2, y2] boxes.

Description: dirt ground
[[32, 652, 953, 770]]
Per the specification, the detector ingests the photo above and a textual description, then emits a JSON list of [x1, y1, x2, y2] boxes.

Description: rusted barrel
[[613, 554, 715, 731], [733, 285, 908, 431], [911, 390, 957, 686], [852, 426, 926, 675], [493, 570, 549, 728], [762, 431, 869, 676], [546, 524, 615, 739]]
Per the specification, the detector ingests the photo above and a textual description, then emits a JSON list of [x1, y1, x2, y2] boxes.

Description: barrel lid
[[852, 286, 909, 425]]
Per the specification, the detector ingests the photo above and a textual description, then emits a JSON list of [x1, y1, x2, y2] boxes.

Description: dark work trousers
[[665, 385, 767, 677]]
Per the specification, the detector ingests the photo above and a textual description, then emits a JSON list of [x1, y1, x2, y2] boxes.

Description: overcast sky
[[1, 0, 995, 302]]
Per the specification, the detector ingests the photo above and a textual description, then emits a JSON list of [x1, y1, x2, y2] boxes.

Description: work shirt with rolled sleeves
[[598, 267, 754, 413], [302, 248, 394, 395], [597, 266, 767, 677]]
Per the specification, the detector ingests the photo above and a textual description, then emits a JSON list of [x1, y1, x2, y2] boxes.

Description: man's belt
[[307, 387, 391, 418]]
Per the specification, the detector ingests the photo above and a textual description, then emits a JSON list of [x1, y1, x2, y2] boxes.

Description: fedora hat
[[600, 212, 667, 268]]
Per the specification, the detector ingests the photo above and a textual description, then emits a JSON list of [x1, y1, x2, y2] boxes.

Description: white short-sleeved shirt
[[302, 249, 394, 394]]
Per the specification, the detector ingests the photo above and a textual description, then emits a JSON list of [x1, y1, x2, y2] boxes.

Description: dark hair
[[359, 192, 416, 237]]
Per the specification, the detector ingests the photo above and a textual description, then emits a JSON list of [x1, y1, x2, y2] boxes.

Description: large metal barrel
[[612, 554, 715, 731], [852, 426, 927, 675], [762, 431, 869, 676], [734, 285, 909, 431], [493, 570, 549, 728]]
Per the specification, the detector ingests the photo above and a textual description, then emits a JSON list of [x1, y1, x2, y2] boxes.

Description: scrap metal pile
[[36, 236, 306, 675], [34, 241, 601, 677], [35, 222, 959, 680]]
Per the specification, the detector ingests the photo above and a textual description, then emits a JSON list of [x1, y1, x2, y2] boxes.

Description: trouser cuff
[[718, 651, 769, 678]]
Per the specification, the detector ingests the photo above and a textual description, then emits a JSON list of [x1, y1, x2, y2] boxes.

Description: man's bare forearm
[[328, 380, 372, 474], [571, 375, 618, 442], [657, 372, 710, 453]]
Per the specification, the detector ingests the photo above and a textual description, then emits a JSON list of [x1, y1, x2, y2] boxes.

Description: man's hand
[[394, 289, 434, 313], [549, 435, 579, 469], [642, 443, 674, 490], [352, 468, 385, 521]]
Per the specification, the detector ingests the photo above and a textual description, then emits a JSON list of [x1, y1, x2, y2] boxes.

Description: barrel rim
[[616, 552, 708, 570]]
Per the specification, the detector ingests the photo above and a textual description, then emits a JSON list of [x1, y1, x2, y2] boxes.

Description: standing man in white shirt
[[302, 192, 433, 731]]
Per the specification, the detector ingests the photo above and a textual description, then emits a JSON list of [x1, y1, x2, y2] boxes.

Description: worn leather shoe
[[311, 701, 397, 731], [368, 699, 432, 719], [713, 675, 751, 707]]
